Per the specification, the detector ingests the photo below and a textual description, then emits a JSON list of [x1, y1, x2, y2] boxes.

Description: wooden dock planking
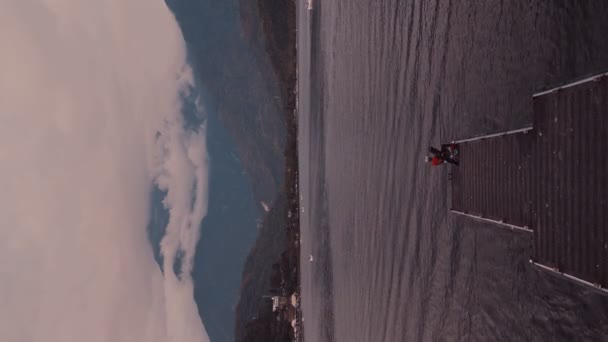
[[450, 131, 533, 231], [449, 72, 608, 292], [532, 75, 608, 290]]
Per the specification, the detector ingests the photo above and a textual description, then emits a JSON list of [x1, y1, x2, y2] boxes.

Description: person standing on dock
[[425, 144, 459, 166]]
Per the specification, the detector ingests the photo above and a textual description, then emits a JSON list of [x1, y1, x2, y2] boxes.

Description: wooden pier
[[449, 72, 608, 293]]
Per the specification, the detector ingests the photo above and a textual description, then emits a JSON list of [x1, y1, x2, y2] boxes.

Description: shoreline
[[235, 0, 301, 340]]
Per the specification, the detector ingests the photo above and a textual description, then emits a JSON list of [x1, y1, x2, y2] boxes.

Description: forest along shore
[[234, 0, 302, 341]]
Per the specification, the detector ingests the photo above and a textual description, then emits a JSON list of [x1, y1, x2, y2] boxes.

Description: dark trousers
[[443, 157, 459, 165]]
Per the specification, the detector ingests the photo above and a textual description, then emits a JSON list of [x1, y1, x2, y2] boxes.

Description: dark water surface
[[298, 1, 608, 341]]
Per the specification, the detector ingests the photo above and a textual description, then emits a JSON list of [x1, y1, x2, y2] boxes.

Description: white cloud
[[0, 1, 210, 341]]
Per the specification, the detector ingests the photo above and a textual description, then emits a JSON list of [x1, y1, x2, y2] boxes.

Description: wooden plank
[[449, 72, 608, 293]]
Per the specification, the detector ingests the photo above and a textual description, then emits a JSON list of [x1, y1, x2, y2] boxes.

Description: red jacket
[[431, 157, 444, 166]]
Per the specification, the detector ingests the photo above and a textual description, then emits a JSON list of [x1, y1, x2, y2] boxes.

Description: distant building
[[272, 296, 290, 312], [281, 305, 296, 321], [290, 293, 298, 307]]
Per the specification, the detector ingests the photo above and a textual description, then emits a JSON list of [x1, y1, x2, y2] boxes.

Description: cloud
[[0, 1, 209, 341]]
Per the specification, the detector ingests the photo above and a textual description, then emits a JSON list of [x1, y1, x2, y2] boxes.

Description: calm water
[[298, 1, 608, 341]]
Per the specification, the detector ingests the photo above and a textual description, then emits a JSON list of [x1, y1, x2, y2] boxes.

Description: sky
[[0, 0, 210, 341]]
